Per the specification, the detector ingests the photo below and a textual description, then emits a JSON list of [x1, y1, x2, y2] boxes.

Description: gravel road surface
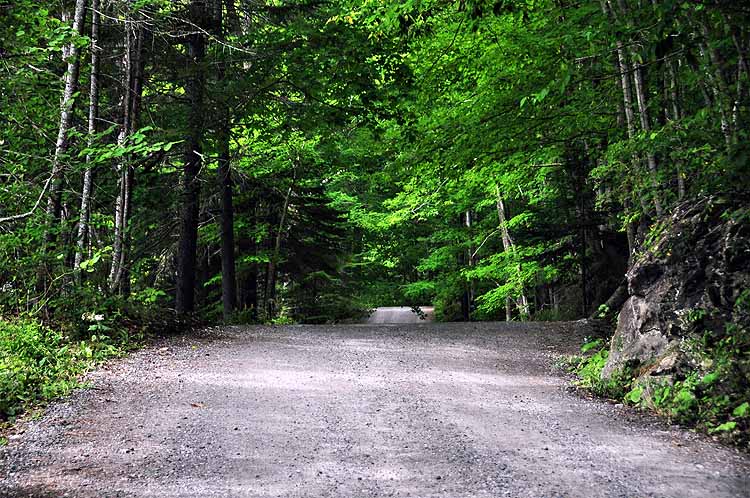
[[1, 322, 748, 498]]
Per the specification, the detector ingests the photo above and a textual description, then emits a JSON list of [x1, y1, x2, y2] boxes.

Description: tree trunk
[[74, 0, 100, 280], [615, 41, 637, 141], [109, 16, 145, 293], [238, 194, 258, 318], [119, 21, 146, 295], [495, 186, 528, 320], [725, 19, 748, 132], [614, 40, 651, 217], [218, 115, 237, 320], [697, 18, 734, 146], [667, 59, 687, 199], [176, 4, 207, 313], [632, 62, 663, 217], [601, 0, 653, 232], [109, 17, 133, 289], [41, 0, 87, 281], [217, 0, 237, 322], [265, 182, 293, 318]]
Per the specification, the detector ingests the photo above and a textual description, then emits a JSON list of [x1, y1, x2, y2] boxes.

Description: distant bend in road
[[366, 306, 435, 323]]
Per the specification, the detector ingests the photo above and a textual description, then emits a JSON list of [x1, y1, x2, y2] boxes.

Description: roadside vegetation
[[0, 318, 130, 425], [566, 294, 750, 448]]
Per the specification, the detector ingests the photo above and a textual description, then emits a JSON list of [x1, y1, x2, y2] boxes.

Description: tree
[[175, 0, 211, 314], [40, 0, 88, 286]]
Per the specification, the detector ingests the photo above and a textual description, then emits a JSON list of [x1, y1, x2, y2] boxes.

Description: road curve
[[366, 306, 435, 324], [1, 322, 748, 498]]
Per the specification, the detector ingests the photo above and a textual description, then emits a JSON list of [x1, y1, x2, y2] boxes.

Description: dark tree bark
[[217, 0, 237, 321], [176, 1, 208, 313], [218, 109, 237, 320], [238, 233, 258, 318], [236, 190, 259, 318]]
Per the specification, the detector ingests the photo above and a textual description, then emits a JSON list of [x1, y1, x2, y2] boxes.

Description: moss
[[613, 334, 623, 352], [576, 292, 750, 448]]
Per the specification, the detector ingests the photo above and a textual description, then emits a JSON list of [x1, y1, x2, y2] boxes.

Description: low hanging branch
[[0, 174, 54, 224]]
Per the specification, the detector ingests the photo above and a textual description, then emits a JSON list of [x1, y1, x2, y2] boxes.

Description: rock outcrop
[[602, 196, 750, 380]]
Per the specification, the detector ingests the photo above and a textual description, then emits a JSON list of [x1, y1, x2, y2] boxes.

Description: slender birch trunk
[[725, 18, 748, 132], [697, 18, 734, 145], [700, 40, 733, 146], [109, 19, 133, 289], [495, 186, 528, 320], [616, 42, 637, 140], [74, 0, 100, 280], [266, 181, 294, 318], [109, 14, 146, 293], [117, 24, 145, 295], [42, 0, 87, 254]]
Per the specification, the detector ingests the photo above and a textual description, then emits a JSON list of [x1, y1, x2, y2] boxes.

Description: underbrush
[[0, 284, 203, 427], [560, 338, 634, 400], [563, 307, 750, 449], [0, 316, 143, 425]]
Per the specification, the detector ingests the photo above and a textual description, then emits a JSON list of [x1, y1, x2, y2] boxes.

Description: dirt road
[[1, 322, 748, 497]]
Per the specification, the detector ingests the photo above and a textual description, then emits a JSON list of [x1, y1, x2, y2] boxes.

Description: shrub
[[565, 338, 635, 399], [0, 318, 128, 421], [0, 319, 82, 419]]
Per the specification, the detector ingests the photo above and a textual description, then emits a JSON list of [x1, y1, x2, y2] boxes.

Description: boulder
[[602, 196, 750, 380]]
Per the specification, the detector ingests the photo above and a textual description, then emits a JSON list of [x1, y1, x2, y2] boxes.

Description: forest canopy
[[0, 0, 748, 328]]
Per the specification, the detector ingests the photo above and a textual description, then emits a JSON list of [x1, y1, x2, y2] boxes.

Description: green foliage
[[573, 290, 750, 446], [0, 0, 748, 445], [0, 318, 126, 421], [3, 0, 748, 328], [580, 338, 604, 354], [624, 385, 643, 405], [733, 402, 750, 418], [132, 288, 168, 307], [564, 337, 638, 400], [574, 348, 609, 391]]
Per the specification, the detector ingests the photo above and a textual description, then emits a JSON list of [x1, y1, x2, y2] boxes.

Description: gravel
[[1, 321, 748, 497]]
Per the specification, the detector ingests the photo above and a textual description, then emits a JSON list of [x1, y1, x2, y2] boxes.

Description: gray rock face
[[602, 196, 750, 380]]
